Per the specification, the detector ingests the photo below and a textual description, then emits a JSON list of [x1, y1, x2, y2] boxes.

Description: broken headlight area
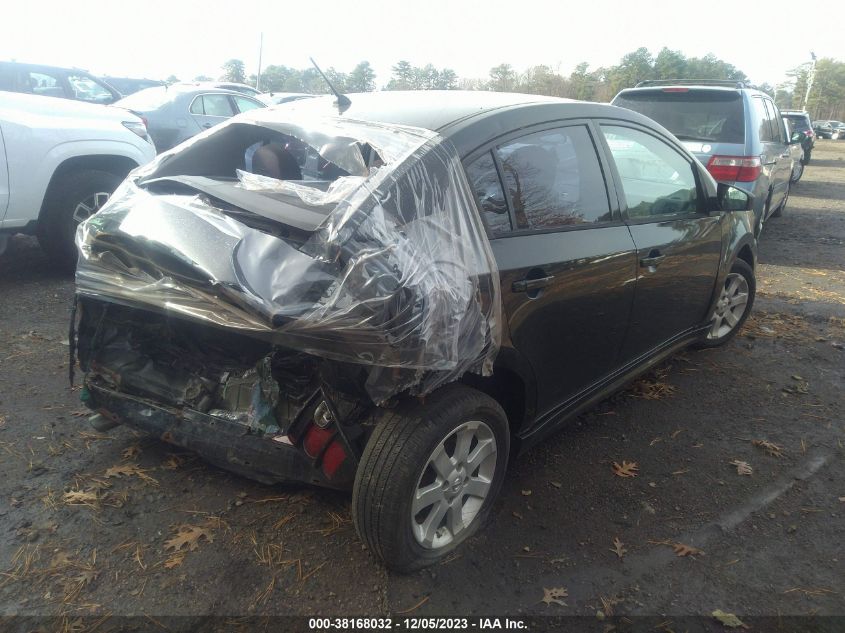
[[72, 113, 500, 487]]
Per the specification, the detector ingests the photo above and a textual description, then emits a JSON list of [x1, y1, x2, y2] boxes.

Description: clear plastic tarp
[[75, 114, 501, 403]]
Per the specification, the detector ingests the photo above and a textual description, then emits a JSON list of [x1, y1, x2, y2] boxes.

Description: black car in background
[[781, 110, 815, 163], [0, 61, 121, 104], [813, 120, 845, 140], [73, 91, 758, 571]]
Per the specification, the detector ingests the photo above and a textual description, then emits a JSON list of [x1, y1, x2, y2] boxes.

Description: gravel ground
[[1, 141, 843, 627]]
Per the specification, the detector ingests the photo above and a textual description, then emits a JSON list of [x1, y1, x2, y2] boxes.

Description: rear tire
[[352, 384, 510, 572], [37, 169, 123, 271], [698, 259, 755, 348]]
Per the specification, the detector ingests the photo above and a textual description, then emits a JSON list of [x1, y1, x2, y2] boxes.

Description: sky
[[1, 0, 840, 89]]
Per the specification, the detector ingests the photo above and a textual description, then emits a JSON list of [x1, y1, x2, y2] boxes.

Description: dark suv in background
[[781, 110, 815, 163], [0, 61, 121, 104], [612, 80, 796, 235]]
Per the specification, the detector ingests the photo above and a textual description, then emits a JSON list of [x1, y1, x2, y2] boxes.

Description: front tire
[[353, 384, 510, 572], [37, 169, 123, 271], [698, 259, 755, 348]]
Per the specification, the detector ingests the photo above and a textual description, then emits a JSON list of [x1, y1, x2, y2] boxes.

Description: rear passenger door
[[752, 97, 790, 209], [464, 123, 638, 422], [0, 122, 8, 222], [599, 123, 722, 363], [764, 99, 791, 203]]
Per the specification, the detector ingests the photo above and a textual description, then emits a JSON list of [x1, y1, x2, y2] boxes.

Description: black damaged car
[[72, 91, 757, 571]]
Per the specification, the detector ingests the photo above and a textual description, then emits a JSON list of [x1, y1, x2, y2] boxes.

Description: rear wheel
[[352, 384, 509, 572], [698, 259, 755, 348], [37, 169, 122, 270]]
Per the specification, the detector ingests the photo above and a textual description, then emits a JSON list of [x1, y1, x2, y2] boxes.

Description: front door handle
[[512, 276, 554, 293], [202, 123, 213, 129], [640, 250, 666, 269]]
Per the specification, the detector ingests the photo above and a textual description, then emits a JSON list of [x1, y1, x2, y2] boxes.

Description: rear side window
[[234, 96, 263, 113], [465, 152, 511, 236], [494, 126, 612, 231], [27, 71, 65, 98], [613, 90, 745, 144], [786, 115, 811, 132], [602, 125, 700, 219], [67, 74, 113, 104], [751, 98, 776, 142]]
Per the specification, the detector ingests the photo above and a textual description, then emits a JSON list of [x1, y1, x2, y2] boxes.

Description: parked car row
[[611, 79, 812, 236], [813, 119, 845, 140]]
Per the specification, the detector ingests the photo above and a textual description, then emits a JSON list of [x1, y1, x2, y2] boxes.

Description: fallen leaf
[[712, 609, 746, 628], [163, 551, 186, 569], [610, 537, 627, 559], [512, 511, 524, 520], [104, 463, 158, 485], [612, 461, 639, 478], [122, 445, 142, 460], [521, 489, 532, 496], [673, 543, 704, 557], [729, 460, 753, 476], [541, 587, 568, 607], [550, 481, 562, 488], [752, 439, 784, 457], [162, 454, 184, 470], [62, 489, 99, 507], [164, 525, 214, 552]]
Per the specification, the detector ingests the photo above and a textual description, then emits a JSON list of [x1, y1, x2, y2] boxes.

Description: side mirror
[[717, 182, 753, 211]]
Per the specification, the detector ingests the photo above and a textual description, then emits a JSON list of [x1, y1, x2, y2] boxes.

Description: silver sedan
[[115, 84, 265, 153]]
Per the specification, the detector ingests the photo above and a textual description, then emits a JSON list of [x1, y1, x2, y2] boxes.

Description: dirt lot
[[1, 141, 844, 627]]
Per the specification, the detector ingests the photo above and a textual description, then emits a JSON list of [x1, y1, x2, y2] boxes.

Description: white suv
[[0, 92, 156, 266]]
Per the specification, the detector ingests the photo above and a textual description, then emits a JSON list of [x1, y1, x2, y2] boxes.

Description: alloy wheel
[[72, 191, 111, 224], [706, 272, 749, 340], [411, 420, 497, 549]]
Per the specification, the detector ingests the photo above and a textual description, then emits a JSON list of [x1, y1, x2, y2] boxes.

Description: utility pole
[[802, 51, 817, 113], [256, 32, 264, 92]]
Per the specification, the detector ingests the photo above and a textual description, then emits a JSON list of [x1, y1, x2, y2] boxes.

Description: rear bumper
[[84, 381, 350, 490]]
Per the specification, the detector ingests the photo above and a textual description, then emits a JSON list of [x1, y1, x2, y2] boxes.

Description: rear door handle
[[512, 276, 554, 293], [639, 250, 666, 269]]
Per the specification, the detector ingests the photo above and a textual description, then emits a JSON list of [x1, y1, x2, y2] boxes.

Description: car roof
[[265, 90, 655, 155], [0, 60, 94, 74]]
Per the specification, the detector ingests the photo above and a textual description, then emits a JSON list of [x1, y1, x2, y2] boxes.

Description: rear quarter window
[[614, 90, 745, 144]]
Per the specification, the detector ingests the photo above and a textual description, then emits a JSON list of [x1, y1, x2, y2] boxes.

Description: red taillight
[[804, 130, 813, 137], [662, 87, 689, 92], [706, 155, 762, 183]]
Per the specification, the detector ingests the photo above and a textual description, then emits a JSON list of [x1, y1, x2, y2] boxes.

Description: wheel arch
[[38, 154, 139, 223], [459, 348, 537, 454]]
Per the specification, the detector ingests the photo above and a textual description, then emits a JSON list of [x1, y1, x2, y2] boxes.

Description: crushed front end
[[71, 111, 501, 489]]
